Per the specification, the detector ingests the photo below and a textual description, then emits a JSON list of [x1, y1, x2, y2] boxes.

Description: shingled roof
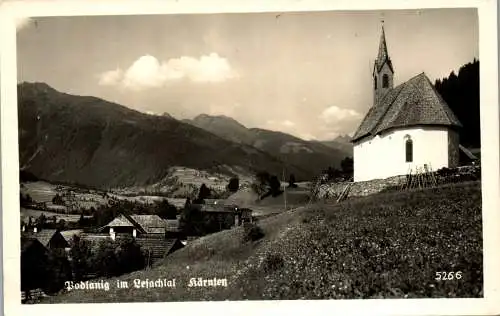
[[129, 215, 166, 234], [352, 72, 462, 142], [104, 213, 168, 234]]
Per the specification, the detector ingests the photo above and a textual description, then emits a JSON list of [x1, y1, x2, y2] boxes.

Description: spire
[[377, 22, 388, 64], [375, 21, 394, 73]]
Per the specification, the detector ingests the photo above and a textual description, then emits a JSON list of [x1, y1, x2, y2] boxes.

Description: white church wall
[[353, 126, 451, 182]]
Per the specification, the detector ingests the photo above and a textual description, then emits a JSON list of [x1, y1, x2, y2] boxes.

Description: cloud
[[98, 68, 123, 86], [319, 105, 361, 124], [315, 105, 362, 140], [98, 53, 237, 90]]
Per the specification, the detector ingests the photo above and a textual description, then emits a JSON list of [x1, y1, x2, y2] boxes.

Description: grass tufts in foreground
[[45, 181, 482, 303]]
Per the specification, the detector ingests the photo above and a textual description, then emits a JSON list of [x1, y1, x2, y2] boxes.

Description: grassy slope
[[46, 181, 482, 302]]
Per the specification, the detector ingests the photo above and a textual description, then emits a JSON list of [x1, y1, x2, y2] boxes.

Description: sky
[[16, 8, 478, 141]]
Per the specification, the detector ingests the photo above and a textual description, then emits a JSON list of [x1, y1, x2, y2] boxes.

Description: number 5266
[[435, 271, 462, 281]]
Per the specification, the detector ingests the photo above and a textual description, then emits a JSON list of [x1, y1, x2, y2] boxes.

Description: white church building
[[351, 25, 462, 182]]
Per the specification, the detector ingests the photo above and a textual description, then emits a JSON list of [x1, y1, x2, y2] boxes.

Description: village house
[[101, 214, 168, 240], [95, 213, 184, 263], [351, 23, 464, 182], [22, 227, 70, 251], [194, 200, 253, 229]]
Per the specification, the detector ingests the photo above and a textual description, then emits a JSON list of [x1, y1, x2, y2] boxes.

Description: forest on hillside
[[434, 59, 480, 148]]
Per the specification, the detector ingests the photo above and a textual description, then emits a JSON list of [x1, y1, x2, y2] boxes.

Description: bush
[[243, 224, 265, 242]]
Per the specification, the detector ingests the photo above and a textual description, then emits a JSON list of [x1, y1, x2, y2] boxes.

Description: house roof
[[105, 214, 135, 228], [104, 213, 168, 234], [136, 237, 184, 260], [23, 229, 64, 247], [34, 229, 58, 246], [197, 204, 235, 213], [352, 72, 462, 142], [21, 236, 47, 253], [60, 229, 83, 242], [129, 215, 166, 234]]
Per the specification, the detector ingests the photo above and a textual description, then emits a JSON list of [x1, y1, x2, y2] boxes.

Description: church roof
[[352, 72, 462, 142], [374, 25, 394, 74]]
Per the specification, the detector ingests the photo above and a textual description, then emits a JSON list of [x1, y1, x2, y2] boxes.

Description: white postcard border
[[1, 0, 499, 315]]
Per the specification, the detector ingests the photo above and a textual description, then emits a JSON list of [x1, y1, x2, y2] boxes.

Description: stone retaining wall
[[314, 165, 480, 201], [314, 175, 406, 200]]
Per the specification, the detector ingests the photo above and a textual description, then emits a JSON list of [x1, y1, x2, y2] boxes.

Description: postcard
[[1, 0, 499, 315]]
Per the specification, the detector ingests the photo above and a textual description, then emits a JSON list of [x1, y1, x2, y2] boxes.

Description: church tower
[[373, 22, 394, 105]]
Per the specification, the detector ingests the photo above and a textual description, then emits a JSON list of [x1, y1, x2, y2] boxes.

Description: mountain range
[[17, 82, 352, 189]]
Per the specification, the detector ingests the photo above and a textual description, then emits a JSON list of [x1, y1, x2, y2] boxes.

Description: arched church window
[[374, 76, 377, 90], [382, 74, 389, 88], [405, 138, 413, 163]]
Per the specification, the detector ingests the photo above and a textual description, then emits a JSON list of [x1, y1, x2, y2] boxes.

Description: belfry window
[[374, 76, 377, 90], [405, 138, 413, 162], [382, 74, 389, 88]]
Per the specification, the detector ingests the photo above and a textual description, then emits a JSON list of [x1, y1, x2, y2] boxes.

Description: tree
[[179, 204, 204, 236], [69, 235, 92, 281], [194, 183, 211, 204], [184, 197, 192, 210], [37, 213, 47, 228], [114, 236, 145, 275], [43, 249, 72, 294], [288, 174, 298, 188], [227, 177, 240, 193], [78, 213, 85, 226], [269, 175, 282, 197], [435, 60, 480, 148], [57, 219, 67, 230], [52, 193, 64, 205], [155, 199, 178, 219], [91, 240, 120, 278], [252, 171, 271, 196], [340, 157, 354, 178], [20, 193, 33, 207]]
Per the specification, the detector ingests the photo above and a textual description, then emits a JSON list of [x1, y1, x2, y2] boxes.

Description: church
[[351, 24, 462, 182]]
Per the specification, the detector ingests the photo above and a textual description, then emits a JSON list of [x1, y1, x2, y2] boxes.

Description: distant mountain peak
[[334, 134, 353, 143], [192, 113, 248, 128]]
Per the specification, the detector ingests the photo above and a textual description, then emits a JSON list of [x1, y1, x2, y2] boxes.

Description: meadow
[[44, 180, 482, 302]]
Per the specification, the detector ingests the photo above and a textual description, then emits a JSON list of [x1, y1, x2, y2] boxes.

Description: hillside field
[[43, 180, 482, 302]]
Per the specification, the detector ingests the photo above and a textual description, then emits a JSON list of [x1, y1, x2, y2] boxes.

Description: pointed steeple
[[374, 21, 394, 73], [373, 20, 395, 105]]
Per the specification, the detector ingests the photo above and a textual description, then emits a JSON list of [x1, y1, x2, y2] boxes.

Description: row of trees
[[434, 59, 480, 148], [321, 157, 354, 182]]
